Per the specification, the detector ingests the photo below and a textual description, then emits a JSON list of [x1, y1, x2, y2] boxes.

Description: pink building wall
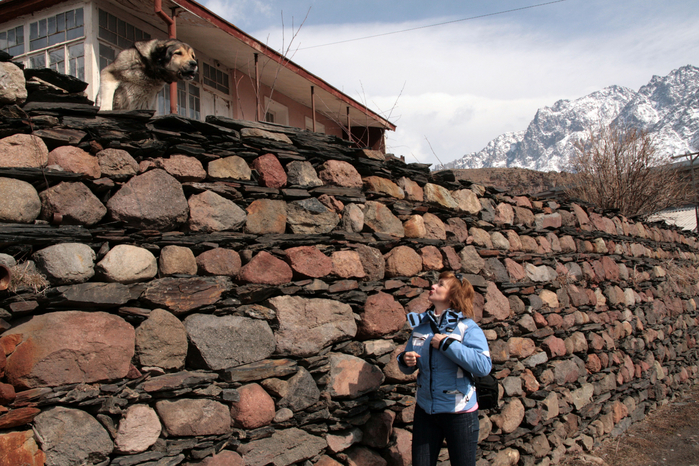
[[230, 69, 345, 139]]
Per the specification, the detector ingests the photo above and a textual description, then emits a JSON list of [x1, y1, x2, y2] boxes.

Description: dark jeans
[[412, 405, 479, 466]]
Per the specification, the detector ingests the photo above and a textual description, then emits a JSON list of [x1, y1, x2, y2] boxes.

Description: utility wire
[[299, 0, 568, 50]]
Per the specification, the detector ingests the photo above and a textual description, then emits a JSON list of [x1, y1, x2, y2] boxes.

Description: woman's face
[[428, 278, 451, 307]]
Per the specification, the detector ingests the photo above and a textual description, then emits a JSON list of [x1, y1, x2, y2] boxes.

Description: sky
[[200, 0, 699, 168]]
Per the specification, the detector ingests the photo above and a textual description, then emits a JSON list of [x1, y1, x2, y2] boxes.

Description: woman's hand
[[431, 334, 447, 349], [403, 351, 421, 367]]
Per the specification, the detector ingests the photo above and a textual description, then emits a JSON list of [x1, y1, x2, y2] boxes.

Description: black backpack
[[471, 367, 499, 411]]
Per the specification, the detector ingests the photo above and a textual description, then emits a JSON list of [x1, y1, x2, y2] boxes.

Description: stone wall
[[1, 60, 698, 466]]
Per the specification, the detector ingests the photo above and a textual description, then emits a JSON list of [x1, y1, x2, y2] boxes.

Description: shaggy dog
[[97, 39, 198, 111]]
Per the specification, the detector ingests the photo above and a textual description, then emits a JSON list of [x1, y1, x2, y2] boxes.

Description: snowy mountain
[[437, 65, 699, 172]]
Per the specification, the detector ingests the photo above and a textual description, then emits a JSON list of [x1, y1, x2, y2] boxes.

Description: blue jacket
[[398, 309, 492, 414]]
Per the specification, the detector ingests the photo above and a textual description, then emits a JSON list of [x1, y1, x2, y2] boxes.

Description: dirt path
[[561, 384, 699, 466]]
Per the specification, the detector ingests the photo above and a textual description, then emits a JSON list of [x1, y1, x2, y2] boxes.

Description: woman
[[397, 271, 492, 466]]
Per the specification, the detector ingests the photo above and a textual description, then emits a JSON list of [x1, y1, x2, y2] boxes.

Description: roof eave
[[172, 0, 395, 131]]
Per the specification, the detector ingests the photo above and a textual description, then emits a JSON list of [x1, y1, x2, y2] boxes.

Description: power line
[[298, 0, 568, 50]]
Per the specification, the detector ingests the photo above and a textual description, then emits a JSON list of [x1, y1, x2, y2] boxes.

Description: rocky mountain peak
[[437, 65, 699, 172]]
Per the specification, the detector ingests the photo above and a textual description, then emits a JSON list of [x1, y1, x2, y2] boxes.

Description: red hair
[[439, 271, 474, 318]]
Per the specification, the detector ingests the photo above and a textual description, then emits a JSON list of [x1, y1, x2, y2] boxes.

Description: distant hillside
[[436, 65, 699, 171]]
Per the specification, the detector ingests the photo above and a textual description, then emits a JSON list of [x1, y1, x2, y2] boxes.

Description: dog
[[97, 39, 198, 111]]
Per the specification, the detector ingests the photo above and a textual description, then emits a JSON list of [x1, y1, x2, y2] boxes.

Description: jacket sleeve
[[439, 324, 492, 377], [397, 332, 419, 375]]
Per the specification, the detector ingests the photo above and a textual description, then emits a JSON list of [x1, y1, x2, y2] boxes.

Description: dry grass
[[7, 262, 50, 294], [663, 259, 699, 289]]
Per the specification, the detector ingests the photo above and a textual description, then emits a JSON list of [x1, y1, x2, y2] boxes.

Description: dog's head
[[149, 40, 198, 83]]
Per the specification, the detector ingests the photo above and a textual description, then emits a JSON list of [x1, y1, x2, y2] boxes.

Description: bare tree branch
[[565, 123, 690, 218]]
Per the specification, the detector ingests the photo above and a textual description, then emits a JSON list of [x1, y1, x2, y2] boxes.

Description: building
[[0, 0, 395, 150]]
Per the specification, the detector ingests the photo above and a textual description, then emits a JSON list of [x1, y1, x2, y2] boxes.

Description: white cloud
[[246, 6, 699, 168]]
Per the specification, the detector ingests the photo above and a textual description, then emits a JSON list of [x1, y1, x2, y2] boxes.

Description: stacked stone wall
[[1, 64, 698, 466]]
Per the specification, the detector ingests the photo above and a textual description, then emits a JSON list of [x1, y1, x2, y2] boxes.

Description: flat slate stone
[[142, 371, 218, 393], [237, 428, 327, 466], [141, 276, 233, 314], [24, 68, 88, 92], [23, 101, 99, 115], [53, 282, 131, 308], [32, 128, 86, 145], [222, 358, 298, 383]]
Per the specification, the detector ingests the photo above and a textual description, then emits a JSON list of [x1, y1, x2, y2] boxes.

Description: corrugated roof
[[648, 206, 698, 231]]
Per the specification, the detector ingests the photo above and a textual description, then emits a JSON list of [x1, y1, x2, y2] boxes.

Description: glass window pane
[[30, 37, 47, 51], [67, 9, 75, 29], [9, 45, 23, 56], [38, 19, 47, 38], [49, 32, 65, 46], [157, 86, 169, 115], [105, 30, 117, 45], [49, 48, 64, 62], [48, 16, 56, 35], [29, 54, 46, 68], [189, 84, 201, 120], [66, 27, 83, 41], [69, 44, 84, 81], [56, 13, 65, 32], [97, 11, 145, 48], [99, 42, 115, 70], [30, 22, 38, 40], [76, 57, 84, 80], [68, 42, 83, 59], [103, 44, 114, 60], [75, 8, 83, 26], [49, 48, 64, 72], [2, 27, 24, 55]]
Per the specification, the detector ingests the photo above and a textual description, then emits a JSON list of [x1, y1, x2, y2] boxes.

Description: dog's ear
[[148, 41, 173, 67], [134, 39, 158, 58]]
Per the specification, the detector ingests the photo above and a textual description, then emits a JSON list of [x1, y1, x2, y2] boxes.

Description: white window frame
[[305, 116, 325, 134], [2, 6, 86, 81], [96, 8, 151, 71], [263, 97, 289, 126], [0, 25, 25, 56], [202, 61, 230, 96], [178, 80, 201, 120]]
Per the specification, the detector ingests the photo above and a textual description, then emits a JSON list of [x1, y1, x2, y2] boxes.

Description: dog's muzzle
[[180, 61, 198, 80]]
